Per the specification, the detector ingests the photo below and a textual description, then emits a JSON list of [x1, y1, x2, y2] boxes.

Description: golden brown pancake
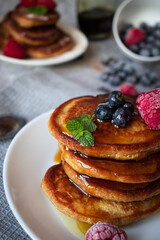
[[4, 17, 61, 46], [12, 4, 60, 28], [63, 160, 160, 202], [41, 164, 160, 226], [60, 144, 160, 183], [48, 94, 160, 160], [26, 33, 74, 58]]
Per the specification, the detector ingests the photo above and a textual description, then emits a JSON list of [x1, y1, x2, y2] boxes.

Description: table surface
[[0, 0, 160, 240]]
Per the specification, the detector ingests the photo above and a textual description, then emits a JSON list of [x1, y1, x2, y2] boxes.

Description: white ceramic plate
[[3, 112, 160, 240], [0, 22, 88, 66]]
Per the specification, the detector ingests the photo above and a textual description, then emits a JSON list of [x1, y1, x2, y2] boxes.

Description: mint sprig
[[66, 114, 97, 147], [27, 6, 48, 15]]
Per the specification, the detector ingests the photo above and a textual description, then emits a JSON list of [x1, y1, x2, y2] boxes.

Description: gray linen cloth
[[0, 68, 98, 240]]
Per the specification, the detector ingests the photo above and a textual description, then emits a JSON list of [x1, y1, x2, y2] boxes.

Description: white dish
[[112, 0, 160, 63], [0, 22, 88, 66], [3, 111, 160, 240]]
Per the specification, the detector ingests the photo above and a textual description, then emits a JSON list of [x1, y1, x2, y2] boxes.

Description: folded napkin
[[0, 68, 98, 240]]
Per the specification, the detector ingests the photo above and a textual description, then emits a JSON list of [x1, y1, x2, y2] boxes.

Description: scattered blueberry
[[108, 76, 122, 86], [97, 87, 110, 93], [113, 107, 132, 127], [95, 103, 114, 121], [125, 75, 138, 84], [109, 91, 125, 108], [139, 74, 152, 86], [98, 58, 159, 88]]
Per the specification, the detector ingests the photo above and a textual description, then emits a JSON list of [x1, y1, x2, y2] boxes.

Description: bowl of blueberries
[[112, 0, 160, 63]]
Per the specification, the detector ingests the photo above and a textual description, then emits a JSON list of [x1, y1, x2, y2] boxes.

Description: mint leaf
[[28, 6, 48, 15], [73, 129, 84, 140], [74, 114, 97, 132], [66, 114, 97, 147], [66, 119, 83, 132], [79, 130, 94, 147]]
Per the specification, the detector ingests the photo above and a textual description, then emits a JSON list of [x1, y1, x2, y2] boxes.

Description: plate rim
[[3, 111, 53, 240], [0, 21, 88, 66]]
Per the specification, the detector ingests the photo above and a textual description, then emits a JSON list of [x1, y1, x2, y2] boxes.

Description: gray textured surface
[[0, 0, 160, 239]]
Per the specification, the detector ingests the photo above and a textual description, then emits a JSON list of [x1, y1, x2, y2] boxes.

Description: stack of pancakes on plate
[[0, 4, 74, 58], [41, 94, 160, 226]]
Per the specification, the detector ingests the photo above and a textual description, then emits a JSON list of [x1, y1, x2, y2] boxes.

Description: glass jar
[[77, 0, 123, 40]]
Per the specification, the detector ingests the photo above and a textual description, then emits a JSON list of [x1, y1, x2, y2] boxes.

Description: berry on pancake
[[21, 0, 37, 7], [137, 88, 160, 130], [4, 39, 26, 59], [37, 0, 56, 11]]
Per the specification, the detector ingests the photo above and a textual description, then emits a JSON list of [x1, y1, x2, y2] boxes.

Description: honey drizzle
[[54, 149, 61, 163], [53, 150, 92, 236]]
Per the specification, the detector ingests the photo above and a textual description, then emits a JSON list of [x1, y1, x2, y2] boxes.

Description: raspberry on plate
[[124, 27, 145, 46], [136, 88, 160, 130], [4, 39, 26, 59], [85, 222, 128, 240], [37, 0, 56, 11], [21, 0, 37, 7], [119, 83, 138, 96]]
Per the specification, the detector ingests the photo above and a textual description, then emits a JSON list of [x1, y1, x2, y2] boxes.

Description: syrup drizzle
[[53, 150, 92, 237]]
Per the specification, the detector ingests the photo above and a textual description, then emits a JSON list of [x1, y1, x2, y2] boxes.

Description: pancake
[[63, 160, 160, 202], [60, 144, 160, 183], [41, 164, 160, 226], [0, 15, 11, 50], [12, 4, 60, 28], [4, 17, 61, 46], [48, 94, 160, 160], [26, 33, 74, 58]]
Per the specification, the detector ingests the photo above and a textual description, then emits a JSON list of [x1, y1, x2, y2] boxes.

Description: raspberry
[[124, 28, 145, 46], [136, 88, 160, 129], [21, 0, 37, 7], [37, 0, 56, 11], [119, 83, 138, 96], [4, 40, 26, 59], [85, 222, 128, 240]]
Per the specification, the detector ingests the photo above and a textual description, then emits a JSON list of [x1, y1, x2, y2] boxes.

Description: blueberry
[[139, 48, 150, 57], [117, 71, 126, 80], [139, 22, 148, 30], [122, 64, 135, 75], [108, 76, 122, 86], [155, 22, 160, 29], [109, 91, 125, 108], [97, 87, 110, 93], [123, 101, 134, 113], [95, 103, 114, 121], [125, 75, 138, 84], [113, 107, 132, 127], [101, 57, 116, 67], [138, 42, 146, 49], [146, 71, 158, 84], [154, 30, 160, 39], [129, 44, 139, 53], [151, 48, 160, 57], [102, 97, 110, 103], [146, 26, 154, 35], [155, 40, 160, 48], [123, 23, 133, 32], [146, 35, 154, 43], [99, 72, 109, 82], [139, 74, 152, 86]]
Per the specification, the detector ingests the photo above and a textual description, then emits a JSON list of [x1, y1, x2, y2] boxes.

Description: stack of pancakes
[[0, 4, 74, 58], [42, 94, 160, 226]]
